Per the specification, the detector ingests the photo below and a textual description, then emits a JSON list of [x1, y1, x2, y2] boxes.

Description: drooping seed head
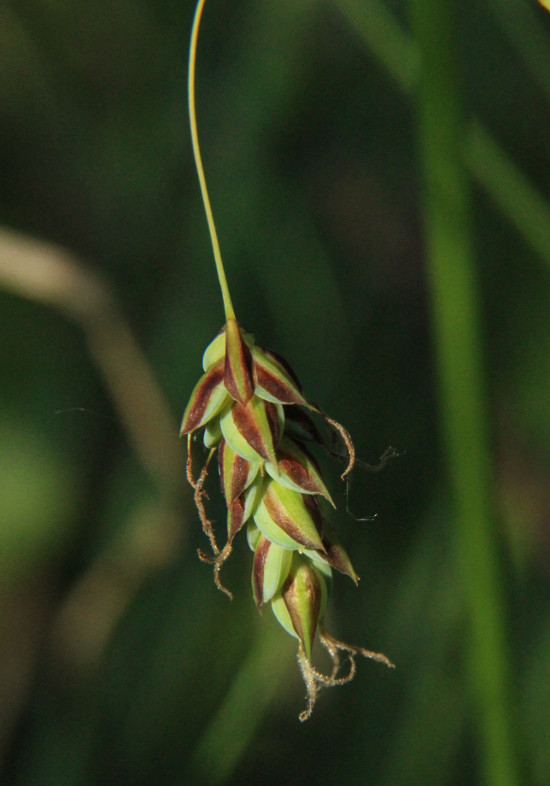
[[185, 0, 393, 720], [181, 319, 391, 720]]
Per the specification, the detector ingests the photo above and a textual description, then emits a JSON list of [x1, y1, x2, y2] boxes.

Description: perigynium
[[182, 0, 394, 721]]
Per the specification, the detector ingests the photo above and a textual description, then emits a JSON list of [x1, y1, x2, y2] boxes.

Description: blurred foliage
[[1, 0, 550, 784]]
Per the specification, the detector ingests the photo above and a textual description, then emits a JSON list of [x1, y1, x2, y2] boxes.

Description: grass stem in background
[[333, 0, 550, 278], [465, 120, 550, 272], [411, 0, 521, 784]]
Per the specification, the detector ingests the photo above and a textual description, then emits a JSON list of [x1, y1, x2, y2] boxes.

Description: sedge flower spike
[[182, 0, 394, 721]]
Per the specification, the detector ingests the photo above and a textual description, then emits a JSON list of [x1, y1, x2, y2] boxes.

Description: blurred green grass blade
[[465, 120, 550, 270], [524, 624, 550, 784], [188, 624, 292, 785], [334, 0, 418, 90], [332, 0, 550, 276], [381, 509, 466, 785], [411, 1, 521, 784]]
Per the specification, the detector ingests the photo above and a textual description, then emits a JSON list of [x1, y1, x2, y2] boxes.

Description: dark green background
[[1, 0, 549, 783]]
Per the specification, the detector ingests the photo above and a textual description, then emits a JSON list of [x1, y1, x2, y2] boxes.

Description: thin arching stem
[[188, 0, 236, 321]]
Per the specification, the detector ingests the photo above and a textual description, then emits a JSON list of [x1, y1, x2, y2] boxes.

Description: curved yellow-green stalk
[[188, 0, 236, 321]]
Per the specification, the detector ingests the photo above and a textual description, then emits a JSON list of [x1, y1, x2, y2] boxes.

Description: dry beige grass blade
[[0, 226, 185, 497], [0, 226, 188, 675]]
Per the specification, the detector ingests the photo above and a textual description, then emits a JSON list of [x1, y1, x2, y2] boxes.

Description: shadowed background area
[[1, 0, 550, 784]]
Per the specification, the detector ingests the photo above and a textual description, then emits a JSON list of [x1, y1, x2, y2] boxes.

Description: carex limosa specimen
[[181, 0, 393, 721]]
